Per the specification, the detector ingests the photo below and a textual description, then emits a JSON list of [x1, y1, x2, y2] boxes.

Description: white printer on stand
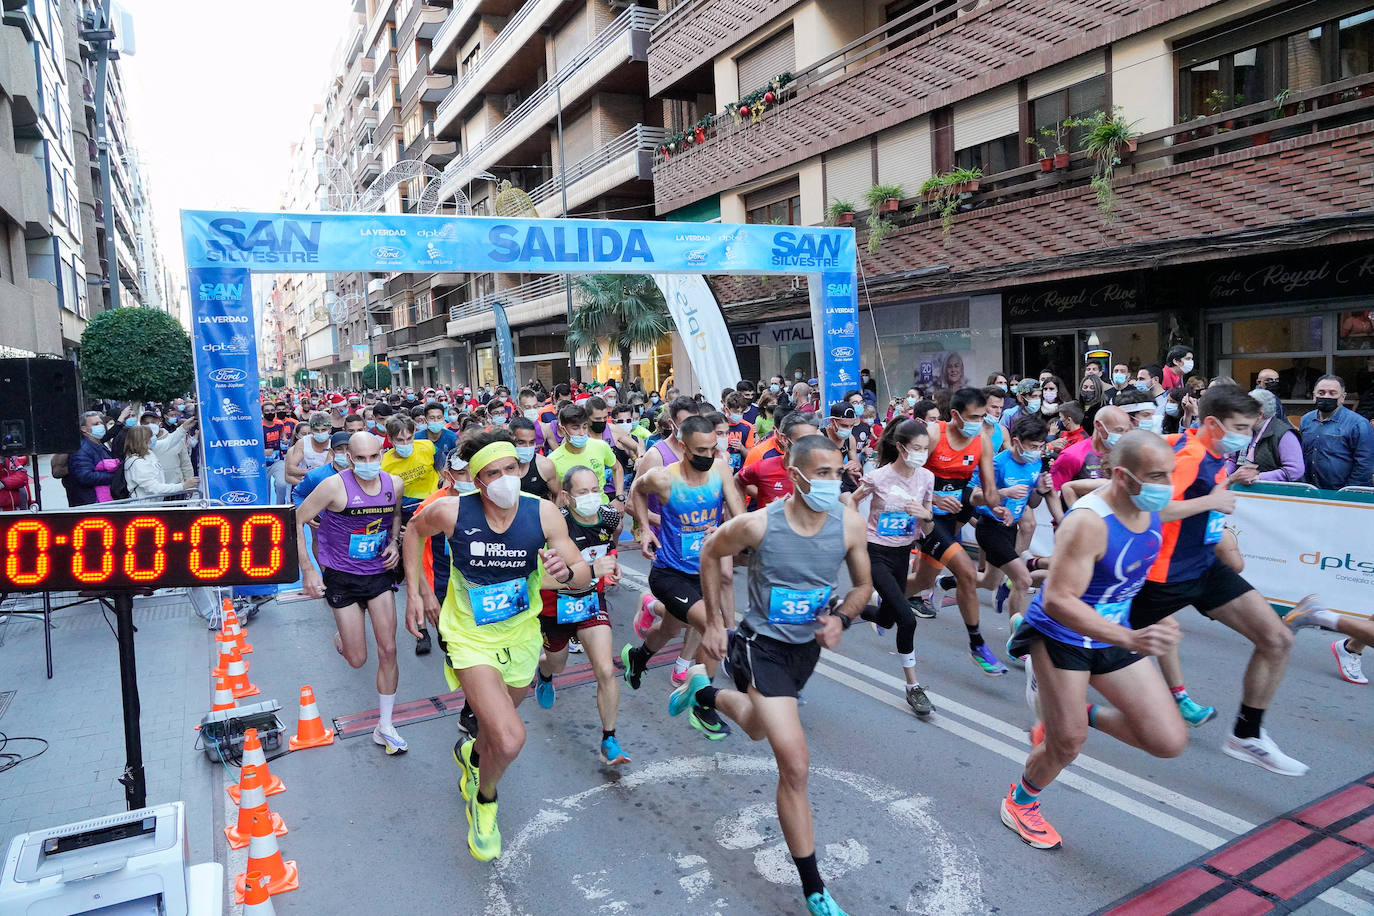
[[0, 801, 222, 915]]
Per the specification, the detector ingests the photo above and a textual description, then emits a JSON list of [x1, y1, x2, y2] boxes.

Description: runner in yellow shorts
[[402, 430, 590, 862]]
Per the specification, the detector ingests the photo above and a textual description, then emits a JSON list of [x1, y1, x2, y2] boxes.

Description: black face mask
[[688, 453, 715, 472], [590, 420, 607, 434], [1315, 396, 1340, 413], [1263, 380, 1280, 391]]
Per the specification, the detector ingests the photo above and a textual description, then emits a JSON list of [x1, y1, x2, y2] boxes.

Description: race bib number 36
[[767, 586, 831, 625], [557, 592, 599, 624], [471, 578, 528, 626]]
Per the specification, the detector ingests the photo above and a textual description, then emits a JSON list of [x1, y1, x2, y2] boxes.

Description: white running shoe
[[373, 725, 409, 755], [1222, 729, 1308, 776], [1332, 639, 1368, 685]]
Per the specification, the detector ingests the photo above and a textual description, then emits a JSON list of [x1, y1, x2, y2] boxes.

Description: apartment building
[[648, 0, 1374, 406]]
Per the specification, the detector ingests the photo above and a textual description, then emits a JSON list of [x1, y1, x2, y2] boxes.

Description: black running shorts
[[974, 518, 1021, 568], [1008, 625, 1141, 676], [649, 564, 704, 624], [321, 567, 394, 610], [1128, 560, 1256, 628], [728, 627, 821, 699]]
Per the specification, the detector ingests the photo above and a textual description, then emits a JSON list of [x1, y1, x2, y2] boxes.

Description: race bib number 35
[[471, 578, 528, 626], [767, 586, 831, 625]]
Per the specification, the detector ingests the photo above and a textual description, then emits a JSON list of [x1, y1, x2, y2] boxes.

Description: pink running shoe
[[634, 594, 657, 640], [671, 665, 690, 686]]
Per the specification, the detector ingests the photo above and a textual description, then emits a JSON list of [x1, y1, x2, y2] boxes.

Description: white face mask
[[484, 473, 522, 509], [573, 492, 601, 517], [904, 448, 928, 468], [523, 408, 540, 422], [1181, 358, 1195, 374], [716, 435, 729, 452]]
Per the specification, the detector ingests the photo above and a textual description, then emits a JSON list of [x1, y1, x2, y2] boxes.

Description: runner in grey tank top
[[665, 434, 872, 916]]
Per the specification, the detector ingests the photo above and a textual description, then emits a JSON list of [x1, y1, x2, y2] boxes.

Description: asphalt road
[[218, 542, 1374, 916]]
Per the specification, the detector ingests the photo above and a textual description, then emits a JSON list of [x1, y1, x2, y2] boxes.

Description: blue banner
[[187, 266, 269, 507], [810, 271, 863, 411], [491, 301, 518, 390]]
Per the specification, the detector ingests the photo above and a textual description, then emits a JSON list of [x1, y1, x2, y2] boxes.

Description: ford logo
[[831, 346, 855, 359], [372, 246, 404, 260], [208, 368, 248, 383], [222, 490, 254, 504]]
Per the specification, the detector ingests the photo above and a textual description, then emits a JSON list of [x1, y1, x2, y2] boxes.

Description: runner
[[401, 430, 591, 861], [970, 414, 1050, 624], [1285, 595, 1373, 685], [284, 411, 333, 486], [677, 433, 871, 916], [908, 388, 1013, 675], [622, 414, 746, 739], [509, 416, 560, 499], [296, 432, 408, 755], [851, 418, 935, 715], [1002, 431, 1187, 849], [548, 403, 624, 509], [737, 411, 819, 509], [381, 414, 440, 656], [533, 465, 630, 766]]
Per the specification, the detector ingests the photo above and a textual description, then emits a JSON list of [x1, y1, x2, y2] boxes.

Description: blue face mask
[[490, 415, 507, 426], [125, 417, 138, 428], [1105, 431, 1124, 448], [1123, 469, 1172, 512], [394, 442, 414, 458], [1113, 372, 1128, 386], [1219, 430, 1251, 454], [797, 473, 841, 512], [333, 452, 350, 467], [906, 396, 917, 407], [1134, 381, 1150, 392], [353, 460, 382, 480], [1026, 399, 1041, 413], [983, 414, 997, 426], [91, 424, 107, 439], [769, 384, 780, 394], [730, 413, 743, 424], [569, 434, 589, 449], [312, 430, 330, 444], [956, 414, 981, 438], [426, 421, 444, 434], [514, 445, 536, 464], [366, 419, 376, 430]]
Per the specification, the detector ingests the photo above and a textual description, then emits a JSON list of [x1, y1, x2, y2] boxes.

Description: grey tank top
[[743, 498, 848, 644]]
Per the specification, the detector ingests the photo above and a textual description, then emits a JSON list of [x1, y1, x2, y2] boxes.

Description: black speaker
[[0, 358, 81, 456]]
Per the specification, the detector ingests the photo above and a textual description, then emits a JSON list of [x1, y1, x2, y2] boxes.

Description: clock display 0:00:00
[[0, 507, 299, 592]]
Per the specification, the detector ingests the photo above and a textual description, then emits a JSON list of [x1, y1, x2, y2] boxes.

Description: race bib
[[470, 578, 528, 626], [556, 592, 599, 624], [681, 529, 707, 559], [1095, 598, 1132, 627], [347, 530, 385, 560], [767, 586, 831, 625], [1203, 510, 1226, 545], [877, 512, 916, 538]]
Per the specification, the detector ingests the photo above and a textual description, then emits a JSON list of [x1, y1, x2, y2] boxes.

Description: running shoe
[[633, 594, 656, 639], [332, 632, 344, 656], [1175, 695, 1216, 728], [1282, 594, 1326, 630], [1222, 729, 1310, 776], [690, 705, 731, 740], [1000, 784, 1062, 850], [466, 792, 501, 861], [458, 703, 480, 739], [671, 664, 691, 686], [994, 579, 1011, 616], [668, 664, 711, 717], [910, 595, 937, 619], [1029, 721, 1044, 746], [535, 672, 556, 709], [454, 737, 480, 802], [905, 684, 934, 718], [939, 574, 957, 592], [568, 637, 584, 654], [599, 735, 630, 766], [806, 888, 851, 916], [1024, 656, 1039, 716], [373, 725, 408, 755], [1006, 613, 1026, 670], [1332, 639, 1368, 685], [415, 628, 432, 656], [620, 644, 644, 690], [971, 644, 1009, 676]]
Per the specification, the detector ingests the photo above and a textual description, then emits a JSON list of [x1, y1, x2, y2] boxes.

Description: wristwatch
[[613, 492, 626, 502]]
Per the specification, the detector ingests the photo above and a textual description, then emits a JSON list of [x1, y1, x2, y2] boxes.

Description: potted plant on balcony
[[1026, 137, 1053, 172], [1080, 107, 1140, 223], [1038, 120, 1073, 168], [916, 167, 981, 239], [826, 200, 857, 226], [862, 183, 905, 254], [1252, 89, 1302, 145]]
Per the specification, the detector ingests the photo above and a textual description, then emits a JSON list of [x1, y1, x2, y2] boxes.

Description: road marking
[[814, 655, 1374, 914]]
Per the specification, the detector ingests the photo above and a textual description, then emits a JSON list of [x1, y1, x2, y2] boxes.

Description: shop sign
[[1005, 280, 1140, 321]]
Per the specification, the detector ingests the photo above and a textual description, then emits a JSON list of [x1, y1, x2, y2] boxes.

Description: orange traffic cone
[[209, 675, 236, 713], [228, 728, 284, 803], [240, 870, 277, 916], [233, 810, 298, 903], [223, 604, 253, 655], [225, 652, 259, 699], [288, 685, 334, 750], [225, 764, 286, 849], [211, 636, 248, 678]]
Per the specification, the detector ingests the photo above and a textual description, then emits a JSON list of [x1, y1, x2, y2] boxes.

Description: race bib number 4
[[470, 578, 528, 626], [767, 586, 831, 625], [877, 512, 915, 538], [556, 592, 599, 624], [681, 530, 707, 559]]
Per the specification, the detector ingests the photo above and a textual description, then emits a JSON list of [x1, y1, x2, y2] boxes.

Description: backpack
[[109, 458, 130, 500]]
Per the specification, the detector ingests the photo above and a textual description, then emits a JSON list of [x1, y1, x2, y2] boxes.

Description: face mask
[[568, 434, 589, 449], [1263, 379, 1280, 391], [454, 480, 477, 494], [796, 473, 841, 512], [514, 445, 536, 464], [906, 396, 917, 408], [590, 420, 607, 434], [1219, 430, 1251, 454], [1122, 468, 1172, 512], [983, 414, 997, 426], [394, 442, 414, 458], [484, 473, 521, 508], [523, 408, 540, 422], [1019, 448, 1043, 463], [769, 384, 780, 394], [1315, 396, 1339, 413], [794, 372, 803, 380], [1134, 381, 1150, 391], [146, 422, 161, 434], [1082, 388, 1095, 399], [903, 448, 928, 468], [91, 424, 106, 439], [688, 453, 716, 472], [1112, 372, 1128, 386], [406, 394, 415, 402], [959, 417, 982, 438], [833, 425, 852, 441], [573, 493, 601, 517], [333, 452, 350, 467], [353, 460, 382, 481], [650, 395, 660, 403], [615, 420, 632, 430], [491, 415, 508, 427], [1043, 390, 1058, 404], [1138, 415, 1160, 433], [426, 421, 444, 434], [366, 420, 377, 430], [729, 412, 743, 424], [1026, 399, 1041, 413], [312, 431, 330, 444], [605, 397, 618, 408], [672, 426, 682, 442], [1104, 430, 1123, 448], [124, 417, 138, 428], [716, 435, 729, 452], [1181, 359, 1195, 373], [446, 412, 459, 423]]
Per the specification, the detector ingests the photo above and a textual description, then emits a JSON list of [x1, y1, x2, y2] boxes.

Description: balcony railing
[[432, 0, 491, 66], [528, 124, 665, 209], [449, 275, 562, 321], [434, 0, 560, 131], [437, 6, 657, 193]]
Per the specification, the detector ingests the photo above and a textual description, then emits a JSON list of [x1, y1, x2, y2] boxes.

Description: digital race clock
[[0, 507, 298, 593]]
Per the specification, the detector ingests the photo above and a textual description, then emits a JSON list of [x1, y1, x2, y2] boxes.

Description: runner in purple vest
[[297, 431, 407, 755]]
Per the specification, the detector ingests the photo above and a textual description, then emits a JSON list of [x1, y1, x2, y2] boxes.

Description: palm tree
[[567, 274, 671, 384]]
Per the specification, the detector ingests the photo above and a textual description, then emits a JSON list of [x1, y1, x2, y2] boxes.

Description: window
[[955, 135, 1020, 173], [1340, 9, 1374, 76], [745, 178, 801, 224], [462, 45, 481, 76], [1028, 74, 1109, 156], [736, 27, 794, 97]]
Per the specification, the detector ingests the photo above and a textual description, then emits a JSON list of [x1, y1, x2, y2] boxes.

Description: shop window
[[954, 134, 1019, 173]]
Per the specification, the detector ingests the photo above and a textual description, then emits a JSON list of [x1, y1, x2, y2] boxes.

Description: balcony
[[529, 125, 664, 216], [435, 6, 655, 196], [448, 275, 566, 338], [416, 312, 449, 342], [350, 55, 374, 98], [401, 53, 454, 107], [432, 0, 524, 69], [650, 0, 1182, 214], [433, 0, 565, 136], [363, 0, 397, 61], [344, 11, 366, 62], [649, 0, 808, 95], [398, 0, 449, 43], [404, 122, 458, 167]]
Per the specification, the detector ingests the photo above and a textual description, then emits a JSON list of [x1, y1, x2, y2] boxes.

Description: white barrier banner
[[1229, 488, 1374, 616], [651, 273, 740, 404]]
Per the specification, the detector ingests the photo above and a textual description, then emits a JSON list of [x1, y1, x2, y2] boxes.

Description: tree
[[80, 307, 194, 404], [361, 361, 391, 390], [567, 274, 671, 385]]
